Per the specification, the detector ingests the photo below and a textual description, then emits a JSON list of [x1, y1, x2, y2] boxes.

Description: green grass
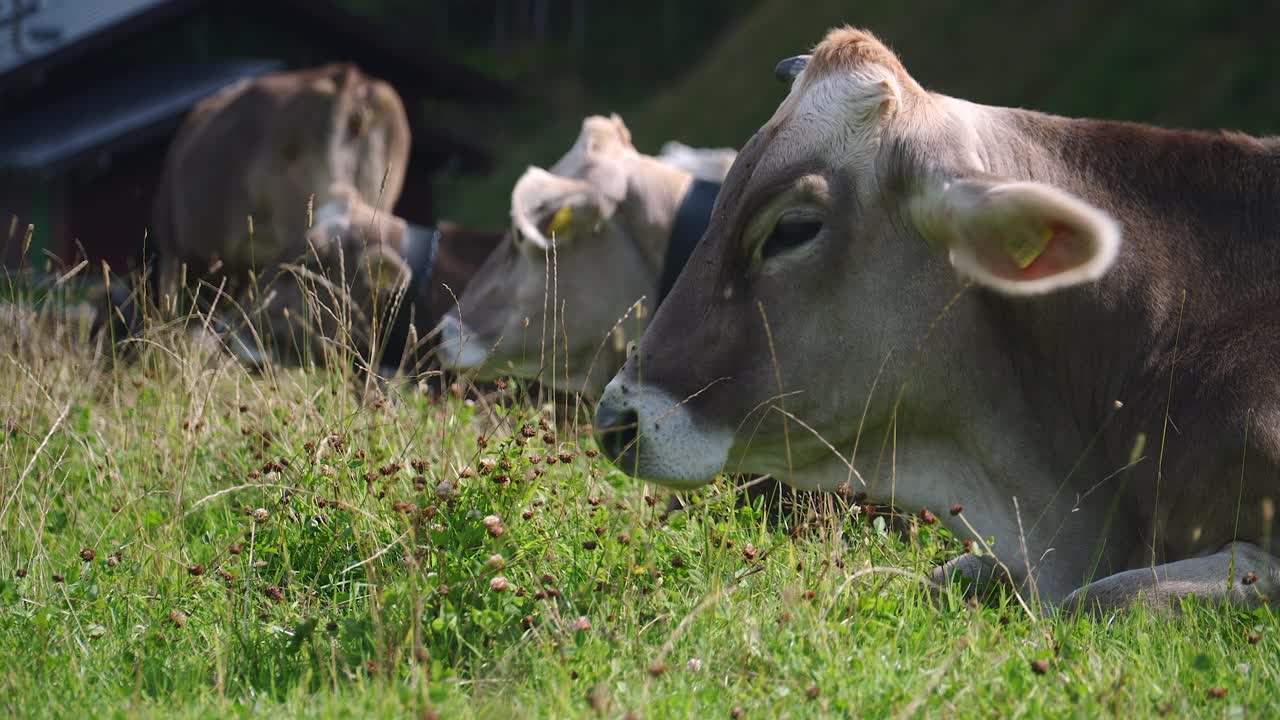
[[0, 297, 1277, 719]]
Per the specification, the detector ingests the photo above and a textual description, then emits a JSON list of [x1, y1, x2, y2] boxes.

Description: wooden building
[[0, 0, 511, 272]]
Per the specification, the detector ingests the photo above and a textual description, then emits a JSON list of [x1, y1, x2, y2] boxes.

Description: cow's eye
[[762, 209, 823, 260]]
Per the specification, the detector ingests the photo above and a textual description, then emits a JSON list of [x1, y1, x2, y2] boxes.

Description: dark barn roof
[[0, 0, 512, 178], [0, 60, 283, 176], [0, 0, 512, 105]]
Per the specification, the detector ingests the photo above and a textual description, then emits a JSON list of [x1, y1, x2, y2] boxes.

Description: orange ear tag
[[546, 205, 574, 240], [1005, 226, 1051, 269]]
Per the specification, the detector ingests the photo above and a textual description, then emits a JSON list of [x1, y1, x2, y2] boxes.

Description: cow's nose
[[593, 400, 639, 462]]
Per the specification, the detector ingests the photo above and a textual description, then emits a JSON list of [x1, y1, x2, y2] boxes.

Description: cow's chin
[[594, 378, 734, 489]]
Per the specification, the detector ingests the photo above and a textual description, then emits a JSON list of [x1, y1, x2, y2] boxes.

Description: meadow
[[0, 276, 1276, 720]]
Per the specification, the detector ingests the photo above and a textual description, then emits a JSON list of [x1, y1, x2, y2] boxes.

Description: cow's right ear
[[511, 166, 619, 249], [911, 177, 1121, 295]]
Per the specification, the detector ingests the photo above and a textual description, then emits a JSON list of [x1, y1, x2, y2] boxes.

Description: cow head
[[242, 182, 416, 367], [435, 114, 703, 396], [306, 182, 413, 296], [268, 64, 411, 220], [593, 27, 1121, 488]]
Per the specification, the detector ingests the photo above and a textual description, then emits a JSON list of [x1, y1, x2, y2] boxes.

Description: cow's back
[[152, 64, 411, 290]]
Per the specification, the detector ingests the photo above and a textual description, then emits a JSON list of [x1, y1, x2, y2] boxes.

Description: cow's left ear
[[911, 177, 1121, 295], [511, 166, 620, 249]]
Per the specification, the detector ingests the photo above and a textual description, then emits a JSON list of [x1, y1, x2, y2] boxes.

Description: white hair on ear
[[912, 178, 1122, 295]]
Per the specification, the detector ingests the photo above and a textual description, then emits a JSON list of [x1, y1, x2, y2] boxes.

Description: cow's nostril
[[595, 405, 639, 462]]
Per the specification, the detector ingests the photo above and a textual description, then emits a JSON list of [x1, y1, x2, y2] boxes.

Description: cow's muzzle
[[593, 401, 639, 467], [592, 375, 733, 488], [434, 314, 490, 369]]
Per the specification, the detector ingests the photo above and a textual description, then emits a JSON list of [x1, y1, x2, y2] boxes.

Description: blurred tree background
[[338, 0, 1280, 224]]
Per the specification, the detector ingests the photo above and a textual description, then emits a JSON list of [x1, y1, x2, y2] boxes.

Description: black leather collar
[[381, 223, 439, 371], [656, 178, 721, 308]]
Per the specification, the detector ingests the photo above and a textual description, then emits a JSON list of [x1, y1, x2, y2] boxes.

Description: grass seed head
[[484, 514, 506, 537]]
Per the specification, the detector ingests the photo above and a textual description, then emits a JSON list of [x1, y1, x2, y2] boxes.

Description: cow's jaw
[[595, 376, 734, 488]]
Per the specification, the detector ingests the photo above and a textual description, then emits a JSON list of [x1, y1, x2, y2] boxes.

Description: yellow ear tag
[[546, 205, 574, 239], [1005, 226, 1052, 269]]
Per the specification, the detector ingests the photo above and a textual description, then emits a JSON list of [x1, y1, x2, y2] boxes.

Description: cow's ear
[[912, 178, 1121, 295], [511, 166, 618, 249]]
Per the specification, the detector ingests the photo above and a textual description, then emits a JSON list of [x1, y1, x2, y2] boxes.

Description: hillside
[[435, 0, 1280, 224]]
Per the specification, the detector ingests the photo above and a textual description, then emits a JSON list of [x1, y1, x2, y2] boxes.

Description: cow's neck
[[969, 108, 1280, 468], [617, 156, 695, 295]]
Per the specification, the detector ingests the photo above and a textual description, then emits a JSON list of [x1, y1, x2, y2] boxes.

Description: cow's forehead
[[748, 70, 896, 191]]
